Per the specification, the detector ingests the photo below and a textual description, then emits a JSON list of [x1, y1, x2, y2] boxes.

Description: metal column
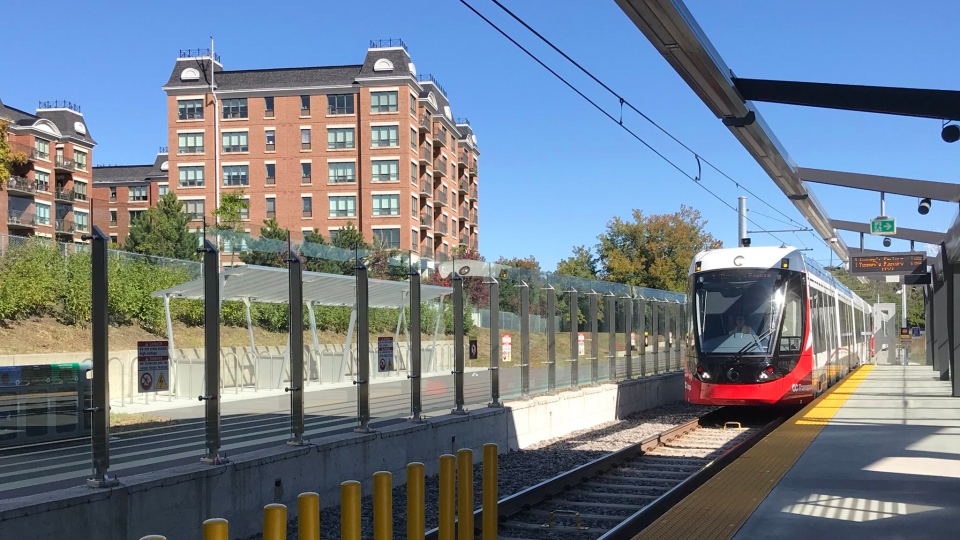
[[408, 266, 423, 422], [589, 291, 599, 384], [605, 293, 616, 381], [452, 275, 466, 414], [354, 262, 372, 432], [520, 283, 530, 398], [934, 264, 950, 380], [924, 285, 934, 368], [652, 300, 660, 374], [951, 264, 960, 396], [569, 288, 579, 390], [546, 286, 556, 392], [85, 227, 117, 487], [623, 295, 633, 379], [488, 279, 501, 407], [286, 251, 304, 445], [637, 297, 647, 377], [199, 238, 223, 464]]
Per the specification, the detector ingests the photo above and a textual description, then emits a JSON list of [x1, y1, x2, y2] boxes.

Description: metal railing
[[420, 244, 434, 258], [459, 180, 469, 193], [420, 213, 432, 227], [434, 220, 448, 235], [8, 141, 36, 160], [460, 234, 470, 246], [434, 158, 447, 177], [56, 219, 76, 234], [7, 210, 37, 227], [55, 156, 76, 171], [469, 166, 477, 177], [420, 184, 433, 198], [7, 176, 37, 195], [369, 38, 408, 52], [434, 128, 447, 147], [436, 189, 448, 206], [39, 100, 81, 112], [459, 203, 469, 217], [55, 187, 76, 202]]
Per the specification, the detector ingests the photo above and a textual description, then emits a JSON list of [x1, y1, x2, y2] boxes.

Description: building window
[[302, 196, 313, 218], [110, 210, 117, 226], [178, 99, 203, 120], [110, 234, 118, 245], [329, 162, 355, 183], [410, 163, 417, 185], [35, 170, 50, 191], [159, 184, 169, 196], [264, 97, 274, 118], [371, 160, 399, 182], [301, 129, 311, 150], [370, 91, 398, 113], [222, 98, 248, 119], [74, 181, 88, 201], [182, 200, 204, 221], [223, 165, 249, 186], [373, 228, 400, 249], [109, 186, 117, 201], [129, 210, 147, 223], [371, 125, 399, 147], [300, 95, 310, 115], [265, 163, 276, 185], [265, 130, 275, 151], [36, 203, 51, 226], [222, 131, 248, 153], [411, 196, 418, 218], [329, 196, 356, 218], [410, 93, 417, 116], [178, 132, 204, 154], [129, 185, 148, 202], [74, 150, 88, 171], [372, 194, 399, 216], [410, 127, 417, 151], [35, 139, 50, 160], [240, 201, 249, 221], [266, 197, 276, 219], [75, 211, 89, 232], [327, 128, 355, 149], [179, 166, 204, 187], [412, 230, 418, 251], [327, 94, 354, 115], [301, 163, 312, 183]]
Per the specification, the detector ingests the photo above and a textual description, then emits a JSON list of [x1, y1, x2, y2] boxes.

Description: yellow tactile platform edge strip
[[634, 365, 875, 540]]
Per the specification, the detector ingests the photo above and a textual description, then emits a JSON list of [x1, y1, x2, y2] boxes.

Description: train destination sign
[[850, 252, 927, 276]]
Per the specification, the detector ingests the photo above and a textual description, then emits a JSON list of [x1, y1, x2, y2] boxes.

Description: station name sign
[[850, 252, 927, 276]]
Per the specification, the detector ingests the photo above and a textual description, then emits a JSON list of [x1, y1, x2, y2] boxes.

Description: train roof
[[690, 246, 866, 308]]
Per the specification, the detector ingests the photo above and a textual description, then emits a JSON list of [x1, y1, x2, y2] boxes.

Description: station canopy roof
[[152, 265, 452, 307]]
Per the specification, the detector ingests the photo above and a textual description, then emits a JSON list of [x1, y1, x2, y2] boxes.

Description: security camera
[[883, 237, 892, 248], [918, 198, 932, 215], [943, 124, 960, 143], [829, 237, 838, 244]]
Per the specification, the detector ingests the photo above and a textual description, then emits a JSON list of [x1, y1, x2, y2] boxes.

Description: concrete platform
[[735, 365, 960, 540]]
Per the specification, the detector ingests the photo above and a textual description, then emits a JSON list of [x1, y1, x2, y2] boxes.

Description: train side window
[[24, 389, 48, 437], [780, 287, 803, 352], [0, 392, 17, 441]]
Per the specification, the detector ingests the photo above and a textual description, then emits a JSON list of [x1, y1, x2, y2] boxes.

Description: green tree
[[596, 205, 721, 292], [125, 192, 200, 260], [331, 221, 369, 251], [555, 245, 598, 279], [212, 190, 249, 266], [239, 218, 289, 268]]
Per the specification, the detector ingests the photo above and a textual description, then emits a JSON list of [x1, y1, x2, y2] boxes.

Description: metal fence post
[[589, 291, 598, 384], [520, 283, 530, 398], [452, 275, 466, 414], [286, 251, 304, 445], [623, 295, 633, 379], [605, 292, 616, 381], [409, 266, 423, 422], [84, 226, 117, 487], [354, 262, 372, 432], [199, 238, 223, 464], [638, 296, 647, 377], [569, 288, 579, 390], [652, 300, 660, 374], [546, 286, 556, 393], [488, 278, 501, 407]]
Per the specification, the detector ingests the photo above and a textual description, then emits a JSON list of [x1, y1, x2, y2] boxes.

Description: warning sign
[[501, 335, 512, 363], [137, 340, 169, 393], [378, 337, 394, 372], [578, 333, 585, 357]]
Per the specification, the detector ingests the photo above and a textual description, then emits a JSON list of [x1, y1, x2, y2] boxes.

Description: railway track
[[428, 407, 789, 540]]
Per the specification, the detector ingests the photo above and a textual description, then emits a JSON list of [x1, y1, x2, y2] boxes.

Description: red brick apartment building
[[0, 99, 95, 245], [159, 40, 479, 259], [91, 153, 168, 245]]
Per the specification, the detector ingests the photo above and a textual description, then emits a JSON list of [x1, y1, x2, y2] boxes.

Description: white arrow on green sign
[[870, 217, 896, 235]]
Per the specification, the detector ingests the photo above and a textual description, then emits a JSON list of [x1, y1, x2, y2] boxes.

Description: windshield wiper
[[732, 328, 775, 361]]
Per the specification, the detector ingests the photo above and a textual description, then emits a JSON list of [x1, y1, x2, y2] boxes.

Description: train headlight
[[696, 365, 711, 381]]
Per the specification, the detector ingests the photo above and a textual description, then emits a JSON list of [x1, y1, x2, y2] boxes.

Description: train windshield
[[693, 268, 800, 355]]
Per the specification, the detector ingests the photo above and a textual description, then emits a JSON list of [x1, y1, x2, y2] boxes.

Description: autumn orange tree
[[596, 205, 722, 292]]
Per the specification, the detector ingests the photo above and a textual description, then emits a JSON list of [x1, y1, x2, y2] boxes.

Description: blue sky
[[3, 0, 957, 270]]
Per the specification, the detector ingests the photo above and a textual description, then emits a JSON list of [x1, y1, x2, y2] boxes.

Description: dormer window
[[373, 58, 394, 72], [180, 67, 201, 81]]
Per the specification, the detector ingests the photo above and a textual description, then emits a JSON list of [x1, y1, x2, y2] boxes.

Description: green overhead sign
[[871, 217, 896, 235]]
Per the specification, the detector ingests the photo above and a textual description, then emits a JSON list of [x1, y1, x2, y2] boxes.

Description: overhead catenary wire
[[458, 0, 787, 245]]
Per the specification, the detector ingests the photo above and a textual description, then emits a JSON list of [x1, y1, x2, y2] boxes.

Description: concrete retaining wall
[[0, 372, 683, 540]]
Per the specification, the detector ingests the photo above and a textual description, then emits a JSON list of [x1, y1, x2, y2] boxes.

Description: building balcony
[[470, 212, 478, 225], [419, 184, 433, 198], [458, 151, 468, 168], [458, 180, 469, 194], [420, 245, 434, 259], [419, 147, 431, 166], [9, 141, 36, 162], [433, 128, 447, 147], [54, 156, 76, 172], [419, 213, 432, 229], [459, 234, 470, 246], [470, 187, 478, 201], [469, 166, 477, 177], [434, 221, 448, 236], [433, 158, 447, 177], [435, 190, 448, 207], [7, 211, 36, 229], [55, 187, 76, 203], [458, 204, 469, 219], [6, 176, 37, 196], [419, 114, 431, 133], [55, 219, 76, 235]]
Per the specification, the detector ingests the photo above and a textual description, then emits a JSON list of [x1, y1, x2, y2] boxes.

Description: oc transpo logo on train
[[791, 383, 813, 393]]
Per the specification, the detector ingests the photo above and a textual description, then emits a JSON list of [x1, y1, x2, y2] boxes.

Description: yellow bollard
[[457, 448, 474, 540], [407, 462, 425, 540], [438, 454, 456, 540], [341, 480, 362, 540], [263, 503, 287, 540], [202, 518, 229, 540], [298, 492, 320, 540], [373, 471, 393, 540], [482, 443, 498, 540]]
